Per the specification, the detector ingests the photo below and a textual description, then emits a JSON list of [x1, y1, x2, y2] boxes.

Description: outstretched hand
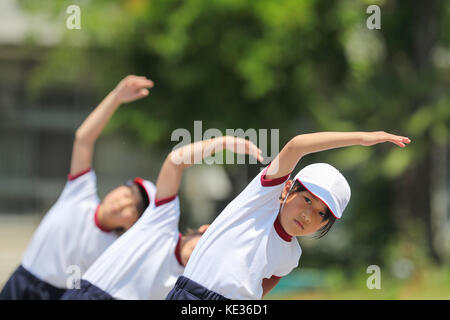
[[220, 136, 264, 162], [360, 131, 411, 147], [113, 75, 154, 104]]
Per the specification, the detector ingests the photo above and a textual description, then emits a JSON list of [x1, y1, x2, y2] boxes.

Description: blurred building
[[0, 1, 164, 215], [0, 1, 233, 228]]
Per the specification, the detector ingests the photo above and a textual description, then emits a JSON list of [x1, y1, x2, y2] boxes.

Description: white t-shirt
[[82, 195, 184, 300], [21, 170, 118, 289], [183, 165, 302, 300]]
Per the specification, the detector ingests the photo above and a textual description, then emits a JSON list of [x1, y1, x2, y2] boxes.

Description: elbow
[[283, 136, 306, 158], [74, 129, 92, 146], [284, 136, 299, 153], [74, 129, 83, 142]]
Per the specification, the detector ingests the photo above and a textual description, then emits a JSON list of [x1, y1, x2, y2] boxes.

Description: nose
[[302, 210, 312, 224]]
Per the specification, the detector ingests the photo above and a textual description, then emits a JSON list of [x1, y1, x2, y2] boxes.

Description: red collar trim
[[174, 233, 183, 266], [94, 205, 112, 233], [67, 168, 91, 181], [274, 215, 292, 242]]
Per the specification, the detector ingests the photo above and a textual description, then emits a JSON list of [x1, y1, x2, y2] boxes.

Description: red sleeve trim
[[271, 275, 282, 280], [155, 194, 177, 207], [260, 165, 291, 187], [94, 205, 112, 233], [67, 168, 91, 181], [174, 232, 183, 266]]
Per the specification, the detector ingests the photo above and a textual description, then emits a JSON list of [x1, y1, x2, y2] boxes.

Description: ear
[[279, 180, 293, 203], [197, 224, 210, 233]]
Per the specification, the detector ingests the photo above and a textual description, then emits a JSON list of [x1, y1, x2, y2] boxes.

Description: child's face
[[101, 185, 141, 230], [279, 181, 329, 237], [180, 224, 209, 266], [180, 235, 202, 266]]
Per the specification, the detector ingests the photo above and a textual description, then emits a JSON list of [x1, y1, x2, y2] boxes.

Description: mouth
[[294, 219, 304, 230]]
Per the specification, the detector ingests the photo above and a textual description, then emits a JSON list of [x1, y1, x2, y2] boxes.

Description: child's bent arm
[[262, 276, 281, 298], [69, 76, 153, 176], [154, 136, 263, 201], [266, 131, 410, 179]]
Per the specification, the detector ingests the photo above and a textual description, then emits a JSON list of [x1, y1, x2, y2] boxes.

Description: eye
[[304, 196, 312, 205], [318, 212, 326, 218]]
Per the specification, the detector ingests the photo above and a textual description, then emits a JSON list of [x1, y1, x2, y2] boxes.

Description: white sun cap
[[293, 163, 351, 219]]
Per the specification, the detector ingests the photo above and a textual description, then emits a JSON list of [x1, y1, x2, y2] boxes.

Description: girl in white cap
[[0, 75, 156, 300], [60, 135, 263, 300], [166, 131, 411, 300]]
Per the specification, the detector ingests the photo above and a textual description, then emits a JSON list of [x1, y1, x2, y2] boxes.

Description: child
[[166, 131, 411, 300], [0, 75, 156, 300], [60, 135, 263, 300]]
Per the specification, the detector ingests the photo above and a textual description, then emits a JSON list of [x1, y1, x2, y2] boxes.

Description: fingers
[[391, 140, 406, 147], [137, 88, 149, 97], [133, 77, 154, 89], [123, 75, 154, 89], [223, 136, 264, 162], [385, 133, 411, 148], [387, 134, 411, 148], [116, 75, 154, 103], [246, 140, 264, 162], [363, 132, 411, 148], [197, 224, 210, 233]]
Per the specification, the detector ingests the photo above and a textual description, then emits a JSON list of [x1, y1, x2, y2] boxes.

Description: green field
[[265, 266, 450, 300]]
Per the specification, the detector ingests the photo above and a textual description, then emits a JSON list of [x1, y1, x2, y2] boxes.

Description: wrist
[[109, 89, 123, 107], [359, 131, 372, 146]]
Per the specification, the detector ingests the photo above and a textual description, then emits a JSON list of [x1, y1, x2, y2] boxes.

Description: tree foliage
[[19, 0, 450, 266]]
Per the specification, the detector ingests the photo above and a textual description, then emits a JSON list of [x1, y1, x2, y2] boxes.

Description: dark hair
[[125, 180, 149, 217], [286, 180, 337, 239], [134, 183, 150, 213], [112, 182, 149, 236]]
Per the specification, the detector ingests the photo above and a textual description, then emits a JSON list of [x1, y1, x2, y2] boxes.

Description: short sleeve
[[260, 164, 291, 187], [271, 245, 302, 278], [138, 195, 180, 230], [225, 165, 290, 216], [272, 263, 297, 278], [58, 169, 98, 204]]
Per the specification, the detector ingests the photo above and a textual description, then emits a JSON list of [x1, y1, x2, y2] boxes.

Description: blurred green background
[[0, 0, 449, 299]]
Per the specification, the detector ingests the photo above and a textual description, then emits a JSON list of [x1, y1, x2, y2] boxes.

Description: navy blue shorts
[[60, 279, 114, 300], [0, 265, 66, 300], [166, 276, 229, 300]]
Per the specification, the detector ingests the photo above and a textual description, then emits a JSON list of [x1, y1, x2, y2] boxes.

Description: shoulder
[[260, 164, 291, 187], [59, 169, 97, 201]]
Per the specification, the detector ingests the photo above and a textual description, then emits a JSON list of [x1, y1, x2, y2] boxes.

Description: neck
[[275, 213, 294, 241]]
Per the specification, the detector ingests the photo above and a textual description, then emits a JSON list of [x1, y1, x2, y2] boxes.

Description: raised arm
[[70, 75, 154, 175], [155, 136, 263, 201], [266, 131, 411, 179]]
